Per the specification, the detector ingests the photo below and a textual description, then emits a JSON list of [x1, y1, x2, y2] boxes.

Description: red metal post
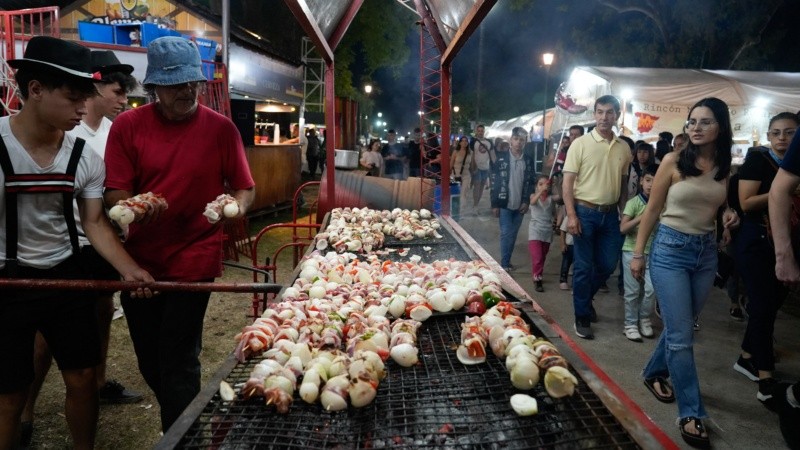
[[322, 61, 336, 212], [440, 63, 451, 215]]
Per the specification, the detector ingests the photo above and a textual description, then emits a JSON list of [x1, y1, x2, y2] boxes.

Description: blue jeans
[[622, 251, 655, 327], [642, 224, 716, 419], [499, 207, 525, 268], [571, 205, 623, 321]]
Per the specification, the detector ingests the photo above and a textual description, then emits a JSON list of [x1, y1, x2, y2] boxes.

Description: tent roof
[[579, 66, 800, 112]]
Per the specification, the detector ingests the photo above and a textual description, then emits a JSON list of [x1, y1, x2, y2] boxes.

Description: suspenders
[[0, 136, 85, 276]]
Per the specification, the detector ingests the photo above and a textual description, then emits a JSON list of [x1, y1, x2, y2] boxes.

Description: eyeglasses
[[684, 119, 718, 130], [768, 129, 796, 138]]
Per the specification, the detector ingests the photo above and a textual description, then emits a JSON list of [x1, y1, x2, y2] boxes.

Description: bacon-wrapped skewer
[[108, 192, 168, 225], [203, 193, 239, 223]]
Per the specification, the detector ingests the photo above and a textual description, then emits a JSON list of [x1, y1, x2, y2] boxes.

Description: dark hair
[[476, 123, 485, 129], [618, 135, 634, 151], [388, 129, 396, 134], [655, 140, 671, 160], [594, 94, 620, 114], [644, 164, 658, 177], [536, 174, 549, 183], [458, 135, 469, 148], [99, 71, 138, 94], [14, 65, 96, 100], [636, 142, 656, 166], [677, 97, 732, 181], [368, 138, 381, 150], [569, 125, 584, 136], [768, 112, 799, 129], [658, 131, 674, 143]]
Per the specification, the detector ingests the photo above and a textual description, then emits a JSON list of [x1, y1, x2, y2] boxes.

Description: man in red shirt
[[104, 37, 254, 432]]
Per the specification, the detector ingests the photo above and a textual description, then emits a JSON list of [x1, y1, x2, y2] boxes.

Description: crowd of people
[[0, 36, 254, 449], [365, 95, 797, 449]]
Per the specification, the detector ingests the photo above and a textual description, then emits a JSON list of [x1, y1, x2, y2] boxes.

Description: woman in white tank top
[[629, 97, 740, 449]]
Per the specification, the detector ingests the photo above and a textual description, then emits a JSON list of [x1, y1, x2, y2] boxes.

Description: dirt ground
[[26, 206, 317, 449]]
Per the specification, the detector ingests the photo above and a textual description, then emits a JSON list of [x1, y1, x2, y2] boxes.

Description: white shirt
[[68, 117, 113, 245], [70, 117, 112, 159], [0, 117, 105, 269]]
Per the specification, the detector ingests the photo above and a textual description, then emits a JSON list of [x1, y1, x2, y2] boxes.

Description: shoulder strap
[[758, 149, 779, 172], [0, 136, 18, 275], [63, 138, 85, 257]]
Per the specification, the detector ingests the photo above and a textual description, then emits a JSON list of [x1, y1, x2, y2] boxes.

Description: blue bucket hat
[[143, 37, 206, 86]]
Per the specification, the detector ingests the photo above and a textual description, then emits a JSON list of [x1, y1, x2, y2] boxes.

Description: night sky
[[369, 0, 800, 134]]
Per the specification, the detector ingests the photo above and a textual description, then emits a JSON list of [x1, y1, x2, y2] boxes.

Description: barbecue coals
[[231, 251, 503, 412], [457, 301, 579, 401], [108, 191, 168, 225], [314, 207, 442, 253]]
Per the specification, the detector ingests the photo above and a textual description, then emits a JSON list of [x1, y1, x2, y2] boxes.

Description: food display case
[[156, 212, 669, 449]]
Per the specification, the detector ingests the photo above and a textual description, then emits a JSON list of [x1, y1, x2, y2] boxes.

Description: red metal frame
[[246, 182, 321, 317], [418, 21, 442, 211], [199, 61, 231, 118], [1, 7, 60, 115]]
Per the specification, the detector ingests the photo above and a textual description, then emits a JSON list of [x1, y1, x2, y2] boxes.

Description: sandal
[[678, 416, 710, 449], [644, 376, 675, 403]]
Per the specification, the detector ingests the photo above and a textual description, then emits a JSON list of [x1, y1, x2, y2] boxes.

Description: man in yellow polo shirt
[[562, 95, 632, 339]]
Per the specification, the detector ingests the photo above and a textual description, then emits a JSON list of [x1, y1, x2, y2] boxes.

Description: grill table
[[157, 215, 674, 449]]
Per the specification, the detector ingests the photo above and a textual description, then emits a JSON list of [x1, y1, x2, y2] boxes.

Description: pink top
[[105, 104, 255, 280]]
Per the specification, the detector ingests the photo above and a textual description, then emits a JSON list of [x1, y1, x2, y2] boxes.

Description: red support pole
[[440, 63, 451, 216], [323, 61, 336, 212]]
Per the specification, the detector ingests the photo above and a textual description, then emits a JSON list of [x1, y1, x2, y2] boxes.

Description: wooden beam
[[412, 0, 447, 54], [328, 0, 363, 52], [284, 0, 334, 64], [442, 0, 497, 66]]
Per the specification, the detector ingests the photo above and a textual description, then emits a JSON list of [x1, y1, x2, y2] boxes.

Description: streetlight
[[377, 112, 383, 118], [542, 52, 554, 156], [364, 84, 372, 94], [453, 106, 460, 113]]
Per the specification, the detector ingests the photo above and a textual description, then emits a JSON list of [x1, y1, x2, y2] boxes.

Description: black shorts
[[79, 245, 119, 281], [0, 257, 102, 393]]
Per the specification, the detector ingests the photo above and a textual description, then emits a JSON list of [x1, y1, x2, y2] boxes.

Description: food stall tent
[[549, 66, 800, 151]]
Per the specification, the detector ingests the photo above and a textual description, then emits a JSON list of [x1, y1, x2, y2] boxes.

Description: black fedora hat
[[90, 50, 133, 76], [8, 36, 95, 79]]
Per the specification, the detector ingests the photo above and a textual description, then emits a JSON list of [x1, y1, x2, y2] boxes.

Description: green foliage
[[334, 1, 416, 98]]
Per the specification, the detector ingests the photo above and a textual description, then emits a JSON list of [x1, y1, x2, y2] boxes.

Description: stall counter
[[245, 144, 301, 213]]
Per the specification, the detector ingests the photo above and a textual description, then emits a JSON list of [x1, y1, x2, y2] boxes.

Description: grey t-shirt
[[506, 152, 525, 210]]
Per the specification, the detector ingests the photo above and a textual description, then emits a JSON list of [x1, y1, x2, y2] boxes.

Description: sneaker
[[589, 303, 598, 323], [559, 281, 569, 290], [574, 320, 594, 339], [503, 265, 515, 273], [693, 317, 700, 331], [624, 326, 642, 342], [779, 384, 800, 449], [112, 307, 124, 321], [729, 306, 744, 321], [733, 355, 760, 382], [758, 378, 792, 412], [639, 318, 654, 338], [535, 280, 544, 292], [599, 282, 610, 293], [98, 379, 144, 404]]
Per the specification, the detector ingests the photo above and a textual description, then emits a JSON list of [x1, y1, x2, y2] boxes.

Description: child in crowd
[[528, 175, 557, 292], [620, 166, 657, 341], [558, 210, 573, 290]]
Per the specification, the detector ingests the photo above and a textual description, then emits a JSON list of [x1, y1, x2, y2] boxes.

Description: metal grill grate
[[176, 313, 639, 449]]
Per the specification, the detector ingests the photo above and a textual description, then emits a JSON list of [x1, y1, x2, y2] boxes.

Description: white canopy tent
[[551, 66, 800, 147], [488, 66, 800, 156]]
